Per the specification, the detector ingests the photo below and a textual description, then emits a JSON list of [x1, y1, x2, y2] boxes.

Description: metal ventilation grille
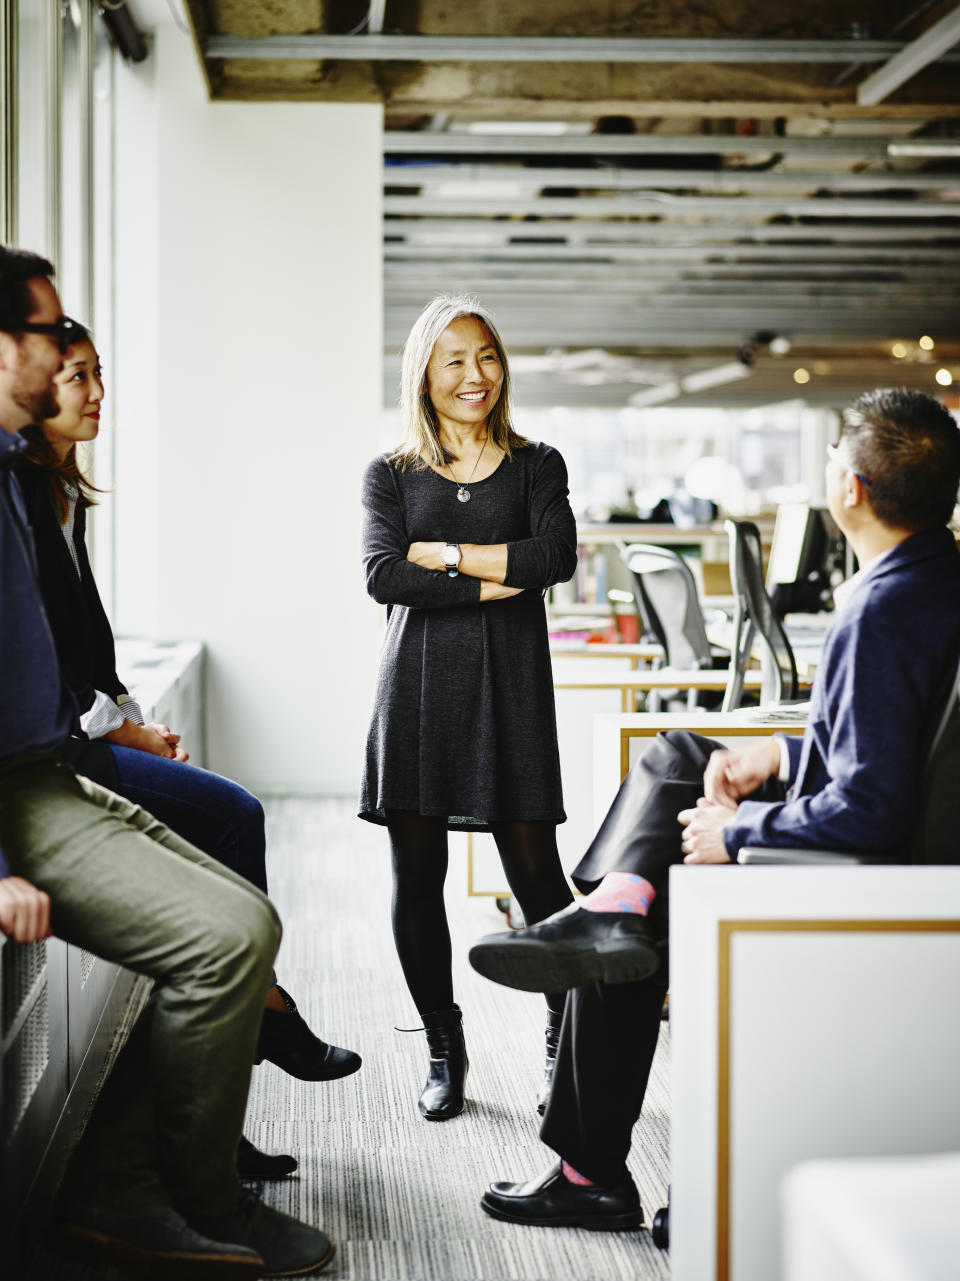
[[2, 983, 49, 1139], [2, 939, 47, 1038], [80, 949, 96, 987]]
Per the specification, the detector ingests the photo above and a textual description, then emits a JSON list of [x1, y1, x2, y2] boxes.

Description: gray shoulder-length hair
[[389, 294, 527, 471]]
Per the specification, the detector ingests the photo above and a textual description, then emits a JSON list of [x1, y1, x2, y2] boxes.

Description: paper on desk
[[746, 701, 811, 722]]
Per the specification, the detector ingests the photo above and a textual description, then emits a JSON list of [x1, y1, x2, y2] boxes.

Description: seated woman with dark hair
[[18, 333, 361, 1180]]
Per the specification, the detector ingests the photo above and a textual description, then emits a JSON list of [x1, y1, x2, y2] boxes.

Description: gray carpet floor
[[33, 797, 671, 1281]]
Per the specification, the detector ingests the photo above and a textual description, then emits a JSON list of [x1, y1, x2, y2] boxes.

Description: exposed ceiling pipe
[[858, 4, 960, 105], [96, 0, 148, 62], [383, 133, 901, 159], [204, 35, 960, 65]]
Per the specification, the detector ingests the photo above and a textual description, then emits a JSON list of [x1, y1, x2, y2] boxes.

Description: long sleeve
[[78, 690, 145, 738], [361, 456, 482, 610], [15, 468, 128, 720], [724, 608, 926, 858], [502, 445, 579, 591]]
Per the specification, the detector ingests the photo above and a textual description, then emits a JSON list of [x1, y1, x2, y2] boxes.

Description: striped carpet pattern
[[37, 797, 671, 1281]]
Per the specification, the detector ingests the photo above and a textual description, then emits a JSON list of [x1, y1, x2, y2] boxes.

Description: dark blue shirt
[[1, 425, 76, 877]]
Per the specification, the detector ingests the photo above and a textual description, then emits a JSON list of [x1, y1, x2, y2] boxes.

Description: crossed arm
[[362, 449, 578, 610], [406, 541, 519, 601]]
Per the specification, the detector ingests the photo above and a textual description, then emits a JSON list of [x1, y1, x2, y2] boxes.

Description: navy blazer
[[16, 465, 129, 715], [15, 464, 123, 791], [725, 527, 960, 860]]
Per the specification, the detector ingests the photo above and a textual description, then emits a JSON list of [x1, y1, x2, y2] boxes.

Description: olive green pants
[[0, 755, 280, 1218]]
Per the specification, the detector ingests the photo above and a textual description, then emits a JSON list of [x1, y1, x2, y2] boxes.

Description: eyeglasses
[[827, 441, 871, 487], [17, 316, 88, 355]]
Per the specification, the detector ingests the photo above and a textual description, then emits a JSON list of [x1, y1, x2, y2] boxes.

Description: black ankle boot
[[418, 1005, 468, 1121], [255, 985, 362, 1082], [536, 1007, 564, 1116]]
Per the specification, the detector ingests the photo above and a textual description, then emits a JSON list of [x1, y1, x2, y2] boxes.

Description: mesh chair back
[[910, 656, 960, 864], [621, 544, 712, 670], [722, 519, 799, 711]]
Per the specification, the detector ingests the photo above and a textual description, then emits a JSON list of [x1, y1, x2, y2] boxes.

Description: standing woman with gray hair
[[360, 296, 578, 1121]]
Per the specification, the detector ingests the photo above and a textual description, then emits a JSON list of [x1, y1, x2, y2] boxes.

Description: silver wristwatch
[[442, 543, 462, 576]]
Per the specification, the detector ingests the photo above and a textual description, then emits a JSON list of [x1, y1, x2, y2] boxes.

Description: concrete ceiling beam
[[386, 163, 960, 194], [383, 194, 960, 217], [384, 260, 959, 278], [383, 221, 960, 245], [382, 319, 960, 346]]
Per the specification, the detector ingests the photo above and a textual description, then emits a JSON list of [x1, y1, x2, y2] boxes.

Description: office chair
[[620, 543, 728, 709], [721, 519, 800, 712]]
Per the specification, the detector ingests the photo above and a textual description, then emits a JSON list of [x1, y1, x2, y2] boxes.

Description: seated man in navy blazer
[[470, 387, 960, 1230]]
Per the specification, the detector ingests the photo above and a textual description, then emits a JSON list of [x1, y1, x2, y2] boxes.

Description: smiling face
[[41, 337, 103, 460], [424, 315, 504, 437]]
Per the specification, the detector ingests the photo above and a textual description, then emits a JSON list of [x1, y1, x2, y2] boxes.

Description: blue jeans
[[108, 746, 269, 895]]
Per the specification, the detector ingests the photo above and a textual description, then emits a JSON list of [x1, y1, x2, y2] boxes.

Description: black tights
[[386, 811, 574, 1017]]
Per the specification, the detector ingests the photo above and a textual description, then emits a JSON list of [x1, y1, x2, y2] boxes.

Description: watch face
[[443, 545, 459, 566]]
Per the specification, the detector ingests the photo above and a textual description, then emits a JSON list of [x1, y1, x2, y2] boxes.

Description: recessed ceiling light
[[936, 368, 954, 387], [682, 362, 752, 393], [891, 342, 908, 358], [887, 143, 960, 158], [793, 368, 811, 385], [462, 121, 590, 135], [919, 335, 935, 351], [628, 382, 680, 407], [813, 361, 831, 375]]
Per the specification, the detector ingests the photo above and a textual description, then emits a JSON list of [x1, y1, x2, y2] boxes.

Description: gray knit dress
[[359, 441, 579, 830]]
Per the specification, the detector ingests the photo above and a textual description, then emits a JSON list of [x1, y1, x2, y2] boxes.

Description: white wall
[[109, 25, 382, 793]]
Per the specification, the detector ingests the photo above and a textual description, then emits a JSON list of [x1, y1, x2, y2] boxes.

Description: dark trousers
[[0, 756, 280, 1217], [540, 731, 782, 1183]]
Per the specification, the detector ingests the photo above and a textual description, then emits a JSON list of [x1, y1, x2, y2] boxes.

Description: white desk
[[550, 640, 665, 667], [592, 710, 807, 828], [669, 867, 960, 1281], [555, 667, 767, 714]]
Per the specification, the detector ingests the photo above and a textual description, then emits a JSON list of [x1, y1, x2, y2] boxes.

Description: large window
[[1, 0, 117, 606]]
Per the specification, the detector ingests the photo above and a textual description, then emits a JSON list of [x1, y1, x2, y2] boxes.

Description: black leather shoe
[[237, 1134, 298, 1180], [481, 1161, 644, 1231], [469, 904, 660, 993], [255, 986, 361, 1082]]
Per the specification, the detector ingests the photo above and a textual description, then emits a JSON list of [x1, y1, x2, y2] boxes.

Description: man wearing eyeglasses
[[470, 387, 960, 1230], [0, 245, 335, 1276]]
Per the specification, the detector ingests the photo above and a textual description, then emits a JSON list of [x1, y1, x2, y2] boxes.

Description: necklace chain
[[445, 436, 487, 502]]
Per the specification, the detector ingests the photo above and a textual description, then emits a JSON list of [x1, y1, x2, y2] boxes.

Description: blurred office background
[[3, 0, 959, 797]]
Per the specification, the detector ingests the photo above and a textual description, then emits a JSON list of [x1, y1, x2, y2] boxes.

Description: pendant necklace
[[446, 436, 487, 503]]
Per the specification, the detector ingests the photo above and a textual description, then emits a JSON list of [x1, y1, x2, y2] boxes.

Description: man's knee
[[208, 887, 282, 982], [648, 729, 716, 780]]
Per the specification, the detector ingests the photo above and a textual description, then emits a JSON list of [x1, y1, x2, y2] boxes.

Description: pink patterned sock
[[580, 872, 656, 916], [561, 1160, 595, 1186]]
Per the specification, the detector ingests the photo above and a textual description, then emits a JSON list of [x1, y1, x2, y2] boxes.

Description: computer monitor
[[766, 503, 847, 617]]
